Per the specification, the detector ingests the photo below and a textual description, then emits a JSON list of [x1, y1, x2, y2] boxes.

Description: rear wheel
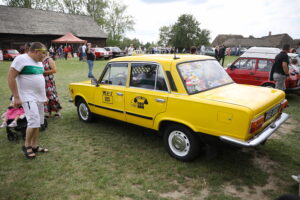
[[77, 99, 94, 122], [163, 124, 200, 161], [262, 83, 275, 88]]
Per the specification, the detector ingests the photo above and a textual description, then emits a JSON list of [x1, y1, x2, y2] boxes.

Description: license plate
[[265, 104, 280, 121]]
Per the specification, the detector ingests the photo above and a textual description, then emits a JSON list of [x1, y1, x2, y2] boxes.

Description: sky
[[1, 0, 299, 44], [124, 0, 300, 44]]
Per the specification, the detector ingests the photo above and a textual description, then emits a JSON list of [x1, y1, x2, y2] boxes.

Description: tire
[[163, 124, 200, 161], [262, 83, 275, 88], [77, 99, 94, 122]]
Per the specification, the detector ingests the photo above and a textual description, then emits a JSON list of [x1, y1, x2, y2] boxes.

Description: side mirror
[[91, 77, 99, 87]]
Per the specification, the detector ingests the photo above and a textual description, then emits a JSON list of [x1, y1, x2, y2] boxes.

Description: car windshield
[[7, 50, 19, 54], [178, 60, 233, 94], [113, 47, 121, 52], [95, 48, 105, 52]]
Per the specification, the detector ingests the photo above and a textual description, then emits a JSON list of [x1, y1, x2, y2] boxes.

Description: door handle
[[249, 72, 254, 75], [116, 92, 123, 96], [156, 98, 165, 103]]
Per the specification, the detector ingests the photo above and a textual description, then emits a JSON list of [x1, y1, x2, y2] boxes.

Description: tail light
[[279, 99, 288, 113], [249, 115, 265, 134]]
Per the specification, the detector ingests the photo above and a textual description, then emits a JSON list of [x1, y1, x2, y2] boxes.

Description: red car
[[91, 48, 112, 60], [3, 49, 20, 61], [226, 47, 300, 95]]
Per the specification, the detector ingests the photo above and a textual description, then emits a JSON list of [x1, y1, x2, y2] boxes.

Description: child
[[0, 99, 25, 128]]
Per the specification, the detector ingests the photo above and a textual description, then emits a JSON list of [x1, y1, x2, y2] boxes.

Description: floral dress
[[43, 57, 62, 114]]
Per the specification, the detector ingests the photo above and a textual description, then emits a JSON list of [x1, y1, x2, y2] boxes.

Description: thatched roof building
[[212, 33, 295, 48], [0, 5, 107, 49]]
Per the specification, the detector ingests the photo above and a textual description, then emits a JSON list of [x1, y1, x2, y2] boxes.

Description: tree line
[[4, 0, 210, 49]]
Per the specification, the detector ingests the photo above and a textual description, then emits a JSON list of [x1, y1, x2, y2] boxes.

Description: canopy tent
[[52, 32, 87, 44]]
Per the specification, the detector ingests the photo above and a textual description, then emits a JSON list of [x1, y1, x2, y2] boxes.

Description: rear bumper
[[219, 113, 289, 147], [286, 86, 300, 94]]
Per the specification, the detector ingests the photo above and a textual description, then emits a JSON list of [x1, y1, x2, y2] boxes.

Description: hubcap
[[168, 130, 190, 157], [79, 103, 89, 120]]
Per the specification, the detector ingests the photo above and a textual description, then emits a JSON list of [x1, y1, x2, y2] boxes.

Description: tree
[[158, 26, 171, 47], [167, 14, 210, 50], [86, 0, 107, 28], [4, 0, 33, 8], [105, 0, 135, 46], [4, 0, 64, 12], [62, 0, 86, 15]]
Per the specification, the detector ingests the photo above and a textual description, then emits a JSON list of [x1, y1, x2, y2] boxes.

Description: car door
[[125, 62, 169, 128], [253, 59, 274, 86], [91, 62, 128, 121], [227, 58, 257, 85]]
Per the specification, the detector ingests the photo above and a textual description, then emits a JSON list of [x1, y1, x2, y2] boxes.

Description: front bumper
[[219, 113, 289, 147]]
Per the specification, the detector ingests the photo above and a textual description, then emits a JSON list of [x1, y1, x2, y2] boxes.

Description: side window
[[257, 60, 273, 72], [101, 63, 128, 86], [233, 59, 256, 70], [130, 63, 168, 91]]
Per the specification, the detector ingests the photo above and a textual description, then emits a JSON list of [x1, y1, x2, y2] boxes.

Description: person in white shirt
[[127, 44, 134, 56], [0, 49, 3, 61], [8, 42, 49, 159]]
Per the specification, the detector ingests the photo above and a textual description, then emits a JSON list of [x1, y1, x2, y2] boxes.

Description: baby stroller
[[1, 96, 48, 141], [5, 117, 48, 141], [6, 117, 27, 141]]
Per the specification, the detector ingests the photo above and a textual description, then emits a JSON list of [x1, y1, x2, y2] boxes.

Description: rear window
[[178, 60, 233, 94], [7, 50, 19, 54]]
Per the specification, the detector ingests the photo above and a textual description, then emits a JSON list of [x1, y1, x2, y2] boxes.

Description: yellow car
[[69, 54, 289, 161]]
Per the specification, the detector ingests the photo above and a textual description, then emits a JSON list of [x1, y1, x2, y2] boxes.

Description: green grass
[[0, 56, 299, 200]]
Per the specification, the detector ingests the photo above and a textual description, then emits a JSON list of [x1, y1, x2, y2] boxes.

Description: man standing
[[270, 44, 290, 91], [86, 43, 95, 78], [8, 42, 49, 159], [218, 45, 226, 66]]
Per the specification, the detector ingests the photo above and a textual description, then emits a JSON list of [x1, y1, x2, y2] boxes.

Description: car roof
[[110, 54, 215, 66], [240, 47, 281, 59]]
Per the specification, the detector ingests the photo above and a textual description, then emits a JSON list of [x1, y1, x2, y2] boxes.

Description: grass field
[[0, 56, 299, 200]]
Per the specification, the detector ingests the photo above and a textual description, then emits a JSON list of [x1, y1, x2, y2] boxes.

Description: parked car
[[69, 54, 289, 161], [91, 48, 112, 60], [104, 47, 125, 58], [204, 47, 215, 57], [3, 49, 20, 61], [226, 47, 300, 95]]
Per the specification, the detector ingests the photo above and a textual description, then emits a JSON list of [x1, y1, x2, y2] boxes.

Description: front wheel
[[163, 124, 200, 161], [77, 99, 94, 122]]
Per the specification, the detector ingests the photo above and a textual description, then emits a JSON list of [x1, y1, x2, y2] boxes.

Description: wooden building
[[0, 5, 107, 49], [212, 33, 295, 48]]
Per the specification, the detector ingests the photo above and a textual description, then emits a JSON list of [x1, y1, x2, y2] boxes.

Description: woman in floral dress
[[43, 56, 62, 117]]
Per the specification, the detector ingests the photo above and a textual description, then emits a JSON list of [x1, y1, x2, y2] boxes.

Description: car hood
[[193, 83, 285, 114]]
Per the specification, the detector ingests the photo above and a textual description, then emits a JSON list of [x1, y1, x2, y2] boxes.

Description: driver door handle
[[156, 98, 165, 103], [116, 92, 123, 96], [249, 72, 254, 75]]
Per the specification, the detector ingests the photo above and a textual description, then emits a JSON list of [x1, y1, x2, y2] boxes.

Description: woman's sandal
[[22, 146, 36, 159], [32, 146, 49, 153]]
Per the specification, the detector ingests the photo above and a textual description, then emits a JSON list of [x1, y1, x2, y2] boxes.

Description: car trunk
[[193, 83, 285, 116]]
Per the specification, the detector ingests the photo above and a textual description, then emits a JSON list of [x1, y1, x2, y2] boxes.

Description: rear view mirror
[[91, 77, 99, 87]]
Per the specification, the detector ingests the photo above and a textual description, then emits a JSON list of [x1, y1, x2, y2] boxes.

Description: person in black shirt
[[218, 45, 226, 66], [86, 43, 95, 78], [270, 44, 290, 91]]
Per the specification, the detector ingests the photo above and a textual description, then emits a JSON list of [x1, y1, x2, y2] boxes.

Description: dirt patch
[[159, 179, 209, 200], [270, 117, 298, 139], [223, 154, 283, 200]]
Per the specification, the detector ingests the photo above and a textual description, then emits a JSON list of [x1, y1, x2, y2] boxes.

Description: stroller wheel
[[7, 133, 16, 141]]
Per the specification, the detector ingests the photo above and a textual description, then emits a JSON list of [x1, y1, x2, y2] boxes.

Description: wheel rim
[[79, 103, 89, 121], [168, 130, 190, 157]]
